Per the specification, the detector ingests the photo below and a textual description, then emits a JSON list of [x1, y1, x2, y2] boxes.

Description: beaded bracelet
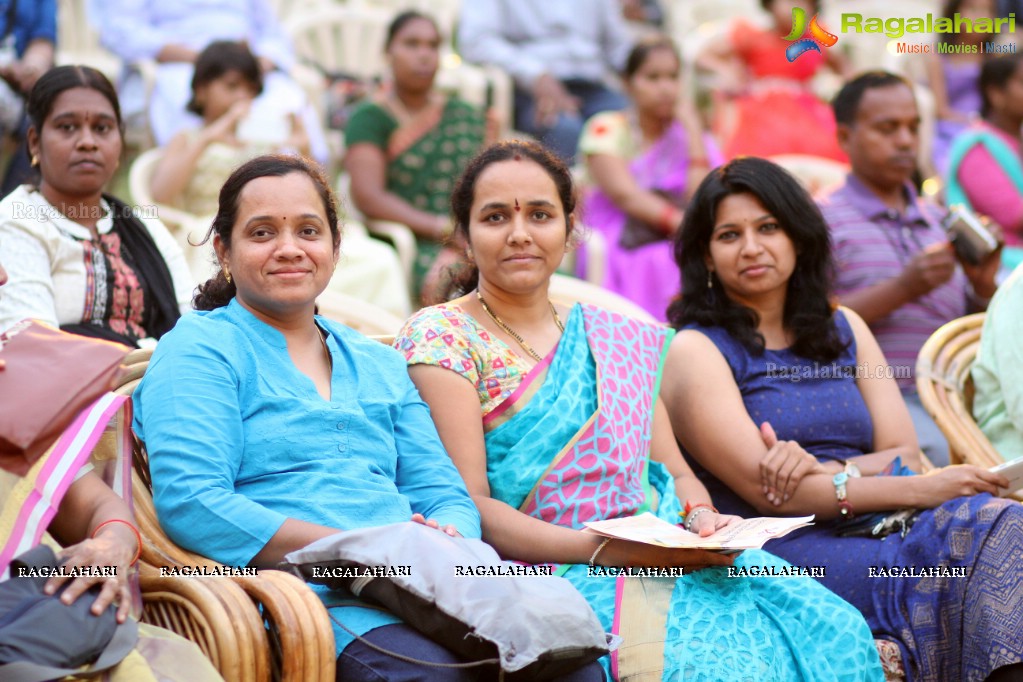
[[684, 507, 714, 532], [680, 501, 719, 532], [588, 538, 612, 567], [92, 519, 142, 565], [682, 500, 718, 517]]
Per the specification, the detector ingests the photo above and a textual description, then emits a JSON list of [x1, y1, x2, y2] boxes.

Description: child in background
[[150, 41, 309, 216], [148, 42, 412, 318]]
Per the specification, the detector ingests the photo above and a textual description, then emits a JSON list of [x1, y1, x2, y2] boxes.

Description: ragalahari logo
[[784, 7, 839, 62]]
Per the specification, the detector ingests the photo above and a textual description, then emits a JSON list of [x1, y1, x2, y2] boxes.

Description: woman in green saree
[[345, 10, 492, 303], [393, 140, 884, 681]]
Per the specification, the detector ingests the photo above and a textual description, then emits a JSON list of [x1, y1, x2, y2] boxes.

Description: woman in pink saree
[[579, 36, 720, 320]]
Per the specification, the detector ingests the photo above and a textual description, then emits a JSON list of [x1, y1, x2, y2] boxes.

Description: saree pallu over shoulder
[[485, 305, 673, 529], [0, 393, 130, 580]]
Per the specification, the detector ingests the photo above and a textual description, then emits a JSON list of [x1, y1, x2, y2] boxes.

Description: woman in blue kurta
[[662, 156, 1023, 682], [131, 155, 602, 681]]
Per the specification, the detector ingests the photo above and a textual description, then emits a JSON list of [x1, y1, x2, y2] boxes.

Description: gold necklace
[[476, 290, 564, 362]]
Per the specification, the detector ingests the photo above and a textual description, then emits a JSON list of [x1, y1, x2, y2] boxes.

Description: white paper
[[990, 458, 1023, 497], [583, 513, 815, 550]]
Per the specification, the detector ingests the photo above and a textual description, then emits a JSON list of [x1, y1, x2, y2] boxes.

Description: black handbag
[[0, 545, 138, 682]]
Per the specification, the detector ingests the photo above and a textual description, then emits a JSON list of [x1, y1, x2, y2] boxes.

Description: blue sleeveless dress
[[682, 311, 1023, 682]]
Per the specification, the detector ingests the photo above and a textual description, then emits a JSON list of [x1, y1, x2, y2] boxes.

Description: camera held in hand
[[941, 205, 1000, 266]]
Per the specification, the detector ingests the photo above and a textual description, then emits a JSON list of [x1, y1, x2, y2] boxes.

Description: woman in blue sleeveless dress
[[661, 156, 1023, 682]]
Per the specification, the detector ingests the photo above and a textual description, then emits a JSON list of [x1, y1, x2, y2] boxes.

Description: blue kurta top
[[133, 299, 481, 652]]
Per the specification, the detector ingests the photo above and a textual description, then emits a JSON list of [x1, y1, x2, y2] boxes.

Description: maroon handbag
[[0, 321, 130, 475]]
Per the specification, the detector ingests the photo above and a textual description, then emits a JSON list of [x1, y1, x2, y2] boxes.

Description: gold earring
[[707, 271, 713, 289], [30, 154, 38, 167], [224, 268, 232, 284]]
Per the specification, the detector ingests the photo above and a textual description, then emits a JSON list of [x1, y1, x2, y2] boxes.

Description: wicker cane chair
[[137, 564, 271, 681], [112, 350, 336, 682], [916, 313, 1005, 469]]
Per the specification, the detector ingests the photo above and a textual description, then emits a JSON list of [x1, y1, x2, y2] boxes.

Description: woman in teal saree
[[394, 141, 883, 681]]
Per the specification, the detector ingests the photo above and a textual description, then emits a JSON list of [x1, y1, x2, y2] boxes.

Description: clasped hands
[[759, 421, 830, 507], [756, 422, 1012, 508]]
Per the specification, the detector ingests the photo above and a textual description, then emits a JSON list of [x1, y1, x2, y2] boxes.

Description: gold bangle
[[92, 518, 142, 565], [588, 538, 612, 567]]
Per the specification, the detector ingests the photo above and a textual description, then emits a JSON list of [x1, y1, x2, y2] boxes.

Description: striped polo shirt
[[817, 174, 967, 394]]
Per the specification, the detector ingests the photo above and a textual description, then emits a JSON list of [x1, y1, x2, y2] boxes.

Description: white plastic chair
[[128, 148, 215, 285], [285, 5, 394, 81], [336, 172, 418, 286], [352, 0, 463, 46], [55, 0, 122, 80], [315, 289, 407, 336], [769, 154, 850, 196], [548, 273, 659, 324]]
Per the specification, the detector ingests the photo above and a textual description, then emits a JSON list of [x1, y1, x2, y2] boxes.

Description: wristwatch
[[832, 462, 861, 518]]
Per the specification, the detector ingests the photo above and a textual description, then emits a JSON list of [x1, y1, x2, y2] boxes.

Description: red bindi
[[514, 199, 520, 212]]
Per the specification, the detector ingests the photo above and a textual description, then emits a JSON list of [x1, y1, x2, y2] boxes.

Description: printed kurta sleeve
[[579, 111, 630, 158]]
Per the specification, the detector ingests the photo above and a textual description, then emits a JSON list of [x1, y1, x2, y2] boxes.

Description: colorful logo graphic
[[784, 7, 839, 62]]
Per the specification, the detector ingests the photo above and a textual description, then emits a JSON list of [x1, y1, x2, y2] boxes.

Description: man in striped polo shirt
[[817, 71, 1002, 466]]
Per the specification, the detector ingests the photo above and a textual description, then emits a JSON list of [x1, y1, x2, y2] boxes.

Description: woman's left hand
[[759, 422, 826, 505], [44, 534, 134, 623], [688, 511, 742, 537], [410, 513, 460, 537]]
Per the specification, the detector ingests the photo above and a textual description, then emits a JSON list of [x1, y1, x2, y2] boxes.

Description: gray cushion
[[283, 522, 612, 679]]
